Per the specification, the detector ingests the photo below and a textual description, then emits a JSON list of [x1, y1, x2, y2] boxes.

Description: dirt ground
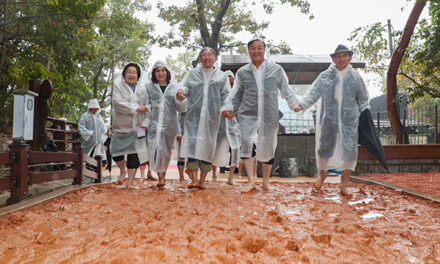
[[361, 172, 440, 198], [0, 178, 439, 264]]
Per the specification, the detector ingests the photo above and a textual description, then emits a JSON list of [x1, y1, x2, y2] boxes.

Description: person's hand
[[176, 136, 182, 142], [293, 103, 304, 112], [176, 89, 186, 101], [222, 110, 234, 120], [137, 105, 148, 113], [140, 126, 147, 131]]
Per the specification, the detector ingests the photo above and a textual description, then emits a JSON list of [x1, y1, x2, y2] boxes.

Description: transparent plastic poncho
[[110, 62, 149, 163], [300, 64, 370, 171], [146, 60, 187, 173], [224, 60, 298, 162], [179, 66, 231, 163], [78, 110, 106, 156]]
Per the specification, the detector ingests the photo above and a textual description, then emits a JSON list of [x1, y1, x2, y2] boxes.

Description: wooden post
[[95, 156, 102, 183], [435, 104, 438, 144], [30, 80, 42, 151], [73, 145, 84, 185], [30, 79, 53, 151], [7, 140, 30, 204]]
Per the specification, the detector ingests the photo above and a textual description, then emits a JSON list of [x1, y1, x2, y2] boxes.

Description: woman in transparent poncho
[[78, 99, 107, 162], [294, 45, 370, 196], [111, 62, 150, 188], [175, 47, 231, 189], [145, 60, 187, 188]]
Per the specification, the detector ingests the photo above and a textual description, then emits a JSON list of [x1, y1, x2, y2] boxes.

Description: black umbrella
[[104, 136, 112, 173], [358, 109, 389, 172]]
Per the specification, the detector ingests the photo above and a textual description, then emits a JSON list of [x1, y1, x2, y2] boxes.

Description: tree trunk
[[387, 0, 426, 144], [93, 62, 105, 99], [0, 0, 9, 92]]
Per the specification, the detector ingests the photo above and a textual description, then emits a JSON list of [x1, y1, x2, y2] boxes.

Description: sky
[[144, 0, 429, 98]]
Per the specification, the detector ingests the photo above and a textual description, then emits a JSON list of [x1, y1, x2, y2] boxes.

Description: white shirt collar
[[250, 60, 266, 71]]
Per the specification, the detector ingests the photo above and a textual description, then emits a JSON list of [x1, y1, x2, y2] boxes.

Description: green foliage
[[0, 0, 154, 133], [267, 40, 293, 55], [348, 0, 440, 103], [165, 50, 198, 82], [156, 0, 311, 54], [79, 0, 154, 120]]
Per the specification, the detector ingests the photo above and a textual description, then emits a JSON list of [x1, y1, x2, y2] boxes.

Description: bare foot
[[116, 171, 126, 184], [179, 178, 186, 184], [188, 180, 199, 189], [198, 181, 207, 190], [211, 176, 217, 183], [314, 171, 326, 190], [340, 186, 350, 197], [116, 179, 124, 185], [227, 175, 234, 185], [147, 174, 157, 181], [156, 182, 165, 188], [340, 179, 350, 197], [262, 181, 270, 191], [241, 182, 256, 193]]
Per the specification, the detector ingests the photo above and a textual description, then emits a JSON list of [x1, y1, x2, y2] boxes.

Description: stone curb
[[350, 176, 440, 203]]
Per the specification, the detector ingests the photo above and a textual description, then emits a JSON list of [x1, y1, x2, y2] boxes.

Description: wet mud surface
[[1, 180, 439, 263], [361, 172, 440, 198]]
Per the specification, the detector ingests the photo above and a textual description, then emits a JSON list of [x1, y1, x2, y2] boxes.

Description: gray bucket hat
[[330, 44, 353, 58]]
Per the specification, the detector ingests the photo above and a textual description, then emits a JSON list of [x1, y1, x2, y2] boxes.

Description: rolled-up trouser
[[187, 158, 212, 172], [241, 144, 274, 165], [177, 161, 185, 168], [112, 153, 139, 169]]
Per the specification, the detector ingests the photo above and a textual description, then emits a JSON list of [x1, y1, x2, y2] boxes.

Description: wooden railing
[[0, 79, 103, 204], [0, 142, 102, 204]]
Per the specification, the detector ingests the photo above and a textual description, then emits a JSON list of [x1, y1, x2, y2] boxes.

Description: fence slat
[[83, 155, 98, 167], [83, 168, 98, 180], [31, 151, 77, 164], [30, 169, 76, 184], [0, 152, 9, 165], [0, 177, 10, 191]]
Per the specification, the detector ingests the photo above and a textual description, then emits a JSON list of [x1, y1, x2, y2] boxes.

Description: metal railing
[[373, 104, 438, 145], [280, 104, 438, 145]]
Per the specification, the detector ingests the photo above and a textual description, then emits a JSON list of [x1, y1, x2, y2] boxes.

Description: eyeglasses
[[126, 71, 138, 75], [201, 54, 215, 58]]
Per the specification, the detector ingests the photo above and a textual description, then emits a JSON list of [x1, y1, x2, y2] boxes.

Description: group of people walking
[[79, 36, 370, 196]]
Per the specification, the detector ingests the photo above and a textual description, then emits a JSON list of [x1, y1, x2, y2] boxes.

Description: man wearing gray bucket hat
[[294, 44, 370, 196]]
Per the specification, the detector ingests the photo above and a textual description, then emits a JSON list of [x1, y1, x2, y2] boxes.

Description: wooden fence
[[0, 79, 103, 204], [0, 142, 102, 204]]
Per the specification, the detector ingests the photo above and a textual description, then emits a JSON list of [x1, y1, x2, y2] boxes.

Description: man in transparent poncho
[[78, 99, 107, 162], [294, 45, 370, 196], [222, 37, 299, 192], [176, 47, 231, 189]]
